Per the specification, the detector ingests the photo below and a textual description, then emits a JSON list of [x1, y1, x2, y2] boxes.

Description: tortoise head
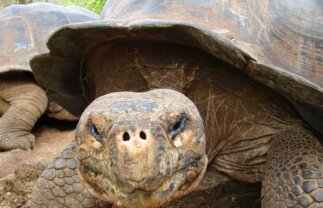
[[74, 89, 207, 207]]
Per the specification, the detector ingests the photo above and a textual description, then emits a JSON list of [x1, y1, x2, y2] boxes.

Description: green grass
[[0, 0, 107, 14], [61, 0, 106, 14]]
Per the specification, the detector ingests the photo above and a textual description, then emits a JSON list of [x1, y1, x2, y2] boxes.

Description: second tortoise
[[0, 3, 98, 151]]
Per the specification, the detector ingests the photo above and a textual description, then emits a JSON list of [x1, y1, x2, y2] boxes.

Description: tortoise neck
[[85, 41, 215, 99]]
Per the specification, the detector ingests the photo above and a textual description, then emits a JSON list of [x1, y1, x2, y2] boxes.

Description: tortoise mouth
[[78, 154, 208, 208]]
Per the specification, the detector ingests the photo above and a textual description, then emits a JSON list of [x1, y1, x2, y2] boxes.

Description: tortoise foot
[[0, 129, 35, 151]]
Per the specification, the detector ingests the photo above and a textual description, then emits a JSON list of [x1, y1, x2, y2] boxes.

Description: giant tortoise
[[0, 2, 98, 151], [29, 0, 322, 207]]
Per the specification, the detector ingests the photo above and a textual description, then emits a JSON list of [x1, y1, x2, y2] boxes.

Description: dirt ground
[[0, 117, 261, 208]]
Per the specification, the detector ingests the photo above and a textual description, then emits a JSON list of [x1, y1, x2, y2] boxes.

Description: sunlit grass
[[61, 0, 106, 14], [0, 0, 107, 14]]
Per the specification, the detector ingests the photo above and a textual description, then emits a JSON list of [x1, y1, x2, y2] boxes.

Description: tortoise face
[[75, 89, 207, 207]]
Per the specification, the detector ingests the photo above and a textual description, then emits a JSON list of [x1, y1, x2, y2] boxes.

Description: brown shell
[[101, 0, 323, 88], [0, 2, 98, 75], [30, 0, 323, 132]]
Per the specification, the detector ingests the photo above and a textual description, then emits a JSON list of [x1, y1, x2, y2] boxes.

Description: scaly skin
[[262, 130, 323, 208], [27, 144, 107, 208], [0, 73, 47, 151]]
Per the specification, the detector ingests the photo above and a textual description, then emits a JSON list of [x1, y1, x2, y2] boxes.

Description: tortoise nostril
[[123, 132, 130, 141], [139, 131, 146, 140]]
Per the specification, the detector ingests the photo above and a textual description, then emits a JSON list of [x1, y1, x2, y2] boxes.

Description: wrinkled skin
[[0, 74, 77, 151], [0, 72, 47, 151], [30, 43, 323, 207]]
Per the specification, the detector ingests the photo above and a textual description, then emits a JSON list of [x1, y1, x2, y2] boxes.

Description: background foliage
[[0, 0, 107, 14], [61, 0, 106, 14]]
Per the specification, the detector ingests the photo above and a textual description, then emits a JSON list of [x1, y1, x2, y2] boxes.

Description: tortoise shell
[[101, 0, 323, 87], [30, 0, 323, 133], [0, 2, 98, 75]]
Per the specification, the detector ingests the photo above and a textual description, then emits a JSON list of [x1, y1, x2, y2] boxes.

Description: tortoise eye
[[169, 114, 187, 139], [89, 122, 103, 143]]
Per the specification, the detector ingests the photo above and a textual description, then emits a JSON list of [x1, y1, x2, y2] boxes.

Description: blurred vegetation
[[0, 0, 107, 14], [61, 0, 106, 14]]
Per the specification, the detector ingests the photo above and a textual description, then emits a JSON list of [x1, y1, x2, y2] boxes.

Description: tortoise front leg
[[28, 143, 108, 208], [0, 79, 47, 150], [262, 130, 323, 208]]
